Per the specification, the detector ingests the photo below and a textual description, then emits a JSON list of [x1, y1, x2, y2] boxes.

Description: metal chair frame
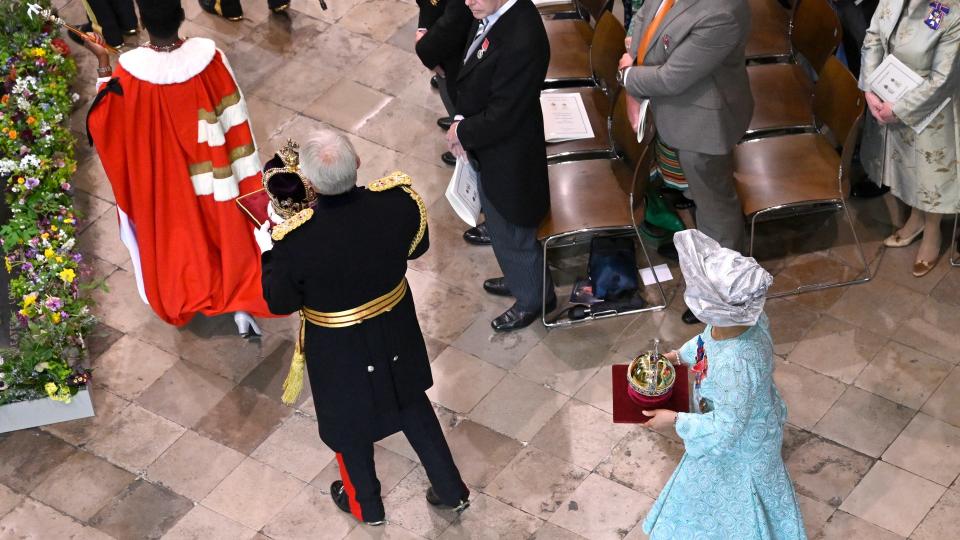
[[950, 213, 959, 267]]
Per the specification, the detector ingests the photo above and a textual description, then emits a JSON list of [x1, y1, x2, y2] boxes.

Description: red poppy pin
[[477, 38, 490, 60]]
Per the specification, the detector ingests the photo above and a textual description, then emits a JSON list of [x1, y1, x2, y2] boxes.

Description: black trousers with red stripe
[[335, 393, 467, 522]]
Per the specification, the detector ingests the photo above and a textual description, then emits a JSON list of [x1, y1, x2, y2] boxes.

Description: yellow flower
[[63, 218, 74, 224], [55, 256, 63, 263], [22, 292, 37, 309], [26, 116, 35, 125], [50, 225, 58, 231], [18, 308, 28, 317], [7, 130, 15, 140], [4, 259, 10, 272], [41, 232, 49, 239], [58, 268, 76, 283], [44, 382, 58, 397], [51, 312, 61, 324], [44, 247, 55, 259], [16, 177, 24, 185], [32, 48, 46, 57]]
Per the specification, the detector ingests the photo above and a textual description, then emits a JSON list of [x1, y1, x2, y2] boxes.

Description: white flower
[[70, 93, 80, 102]]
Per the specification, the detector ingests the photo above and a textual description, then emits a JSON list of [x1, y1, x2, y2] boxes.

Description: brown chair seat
[[545, 19, 594, 82], [539, 158, 635, 239], [543, 88, 611, 160], [747, 63, 815, 133], [733, 132, 841, 216], [537, 1, 579, 18], [746, 0, 791, 60]]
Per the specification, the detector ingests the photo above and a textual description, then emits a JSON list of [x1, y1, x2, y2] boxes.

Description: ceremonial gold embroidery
[[197, 91, 242, 123], [272, 208, 314, 241], [368, 171, 413, 191], [430, 0, 439, 5], [401, 186, 427, 256], [187, 143, 256, 176], [367, 171, 427, 255]]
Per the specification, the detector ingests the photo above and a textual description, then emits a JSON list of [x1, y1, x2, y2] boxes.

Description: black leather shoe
[[483, 277, 512, 297], [850, 180, 890, 199], [199, 0, 243, 20], [681, 308, 701, 325], [430, 75, 440, 89], [437, 116, 454, 131], [425, 487, 470, 513], [491, 298, 556, 332], [268, 0, 291, 12], [441, 151, 456, 167], [657, 242, 679, 261], [463, 223, 491, 245], [330, 481, 385, 525]]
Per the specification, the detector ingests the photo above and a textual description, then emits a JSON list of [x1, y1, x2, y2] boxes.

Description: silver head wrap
[[674, 230, 773, 327]]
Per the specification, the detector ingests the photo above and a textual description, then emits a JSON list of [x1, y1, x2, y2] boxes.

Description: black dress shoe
[[268, 0, 291, 12], [441, 151, 456, 166], [482, 277, 512, 297], [850, 180, 890, 199], [430, 74, 440, 89], [491, 298, 556, 332], [681, 308, 701, 325], [330, 481, 385, 525], [657, 242, 679, 261], [199, 0, 243, 20], [437, 116, 454, 131], [463, 222, 491, 245], [425, 487, 470, 512]]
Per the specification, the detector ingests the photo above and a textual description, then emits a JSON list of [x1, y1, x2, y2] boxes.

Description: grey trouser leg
[[677, 149, 746, 254], [438, 76, 455, 116], [479, 182, 555, 311]]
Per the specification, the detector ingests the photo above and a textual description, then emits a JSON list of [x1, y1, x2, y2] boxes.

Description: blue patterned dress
[[642, 314, 806, 539]]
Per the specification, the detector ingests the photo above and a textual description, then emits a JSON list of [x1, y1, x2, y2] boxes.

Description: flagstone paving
[[2, 1, 960, 538]]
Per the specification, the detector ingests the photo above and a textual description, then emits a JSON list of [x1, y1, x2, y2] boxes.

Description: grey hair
[[299, 126, 358, 195]]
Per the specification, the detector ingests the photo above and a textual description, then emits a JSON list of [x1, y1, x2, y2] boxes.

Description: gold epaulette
[[368, 171, 427, 256], [271, 208, 314, 241], [368, 171, 413, 191]]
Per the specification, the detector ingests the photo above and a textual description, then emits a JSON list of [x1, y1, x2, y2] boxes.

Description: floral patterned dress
[[642, 314, 806, 540], [860, 0, 960, 213]]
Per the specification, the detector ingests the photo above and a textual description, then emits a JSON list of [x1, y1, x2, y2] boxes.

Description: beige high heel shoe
[[884, 227, 924, 248], [913, 255, 940, 277]]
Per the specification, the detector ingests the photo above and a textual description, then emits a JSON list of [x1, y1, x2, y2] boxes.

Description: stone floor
[[2, 1, 960, 539]]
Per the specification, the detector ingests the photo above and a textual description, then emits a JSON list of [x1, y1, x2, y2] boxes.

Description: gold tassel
[[281, 313, 307, 406]]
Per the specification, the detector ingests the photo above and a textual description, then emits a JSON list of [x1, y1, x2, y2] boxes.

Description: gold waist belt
[[301, 279, 408, 328]]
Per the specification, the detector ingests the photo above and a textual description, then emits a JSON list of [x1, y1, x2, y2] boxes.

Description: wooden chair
[[542, 13, 626, 162], [544, 0, 613, 87], [538, 93, 667, 327], [734, 56, 871, 297], [746, 0, 792, 62], [745, 0, 842, 136]]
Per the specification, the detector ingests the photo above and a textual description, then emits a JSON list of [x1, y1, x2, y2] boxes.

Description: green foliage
[[0, 0, 96, 405]]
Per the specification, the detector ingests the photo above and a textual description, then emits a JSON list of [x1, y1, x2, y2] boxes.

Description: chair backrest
[[629, 125, 657, 216], [590, 12, 627, 95], [579, 0, 612, 23], [791, 0, 841, 73], [610, 90, 649, 167], [813, 56, 863, 150]]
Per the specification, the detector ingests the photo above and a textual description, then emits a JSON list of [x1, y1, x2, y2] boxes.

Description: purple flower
[[24, 247, 36, 258], [71, 253, 82, 263], [44, 297, 62, 310], [59, 311, 69, 320], [21, 262, 33, 272], [24, 177, 39, 189], [60, 182, 71, 191]]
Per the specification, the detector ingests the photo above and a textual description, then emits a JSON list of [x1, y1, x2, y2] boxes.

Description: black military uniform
[[415, 0, 474, 113], [260, 171, 468, 524]]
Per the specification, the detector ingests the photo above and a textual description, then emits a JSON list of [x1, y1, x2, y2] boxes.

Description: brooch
[[477, 38, 489, 60], [925, 2, 950, 30]]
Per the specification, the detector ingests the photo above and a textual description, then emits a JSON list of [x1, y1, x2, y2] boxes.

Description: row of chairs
[[530, 0, 872, 326]]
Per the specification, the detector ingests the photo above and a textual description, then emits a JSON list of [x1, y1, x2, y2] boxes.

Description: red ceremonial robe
[[87, 38, 275, 326]]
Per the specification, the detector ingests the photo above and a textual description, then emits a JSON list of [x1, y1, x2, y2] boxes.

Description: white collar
[[118, 37, 218, 85], [485, 0, 518, 28]]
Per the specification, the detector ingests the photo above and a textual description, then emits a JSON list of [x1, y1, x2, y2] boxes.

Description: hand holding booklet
[[865, 54, 951, 134], [446, 156, 481, 227]]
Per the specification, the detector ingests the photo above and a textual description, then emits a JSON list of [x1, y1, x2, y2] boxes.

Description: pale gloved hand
[[266, 201, 286, 225], [254, 221, 273, 253]]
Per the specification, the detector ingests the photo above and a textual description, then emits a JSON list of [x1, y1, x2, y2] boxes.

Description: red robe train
[[87, 37, 275, 326]]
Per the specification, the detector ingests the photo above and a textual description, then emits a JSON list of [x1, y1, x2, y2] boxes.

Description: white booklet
[[866, 54, 949, 134], [635, 98, 651, 142], [541, 93, 595, 143], [446, 156, 481, 227], [532, 0, 571, 6]]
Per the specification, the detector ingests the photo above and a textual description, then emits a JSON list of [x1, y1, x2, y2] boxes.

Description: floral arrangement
[[0, 0, 95, 405]]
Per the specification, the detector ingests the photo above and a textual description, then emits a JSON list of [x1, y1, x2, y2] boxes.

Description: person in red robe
[[85, 0, 274, 335]]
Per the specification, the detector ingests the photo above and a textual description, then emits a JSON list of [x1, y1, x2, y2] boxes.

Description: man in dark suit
[[415, 0, 474, 166], [447, 0, 556, 331], [257, 128, 469, 524]]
